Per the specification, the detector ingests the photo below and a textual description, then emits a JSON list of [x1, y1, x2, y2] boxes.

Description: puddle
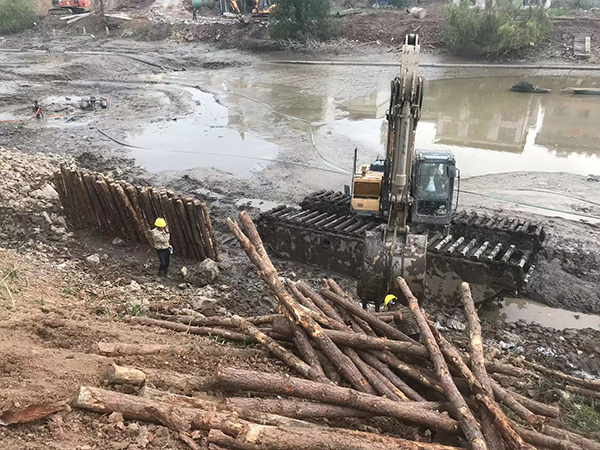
[[337, 76, 600, 176], [235, 198, 282, 212], [481, 298, 600, 330], [128, 87, 279, 177]]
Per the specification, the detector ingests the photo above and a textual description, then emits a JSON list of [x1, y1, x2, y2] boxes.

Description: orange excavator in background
[[49, 0, 91, 14], [228, 0, 275, 19]]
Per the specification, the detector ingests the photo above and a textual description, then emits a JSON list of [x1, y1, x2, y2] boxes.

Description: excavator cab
[[411, 150, 456, 226]]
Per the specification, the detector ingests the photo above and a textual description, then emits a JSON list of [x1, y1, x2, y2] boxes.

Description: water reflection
[[339, 76, 600, 176]]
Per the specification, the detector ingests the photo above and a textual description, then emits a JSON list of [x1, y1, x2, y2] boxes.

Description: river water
[[130, 71, 600, 177]]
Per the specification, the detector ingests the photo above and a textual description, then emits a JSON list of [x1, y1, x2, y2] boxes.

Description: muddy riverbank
[[1, 40, 600, 315]]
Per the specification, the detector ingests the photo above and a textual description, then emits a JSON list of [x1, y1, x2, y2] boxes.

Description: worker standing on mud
[[32, 100, 44, 120], [383, 294, 420, 342], [152, 218, 171, 277]]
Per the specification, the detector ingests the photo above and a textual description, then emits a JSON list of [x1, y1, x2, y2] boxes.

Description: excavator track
[[259, 192, 546, 292]]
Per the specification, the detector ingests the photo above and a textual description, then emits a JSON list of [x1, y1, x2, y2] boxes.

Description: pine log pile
[[52, 166, 219, 261], [72, 212, 600, 450]]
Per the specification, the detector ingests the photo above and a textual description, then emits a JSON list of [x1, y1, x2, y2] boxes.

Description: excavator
[[229, 0, 275, 18], [49, 0, 91, 15], [258, 35, 545, 306]]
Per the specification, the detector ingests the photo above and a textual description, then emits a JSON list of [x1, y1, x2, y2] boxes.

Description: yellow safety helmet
[[155, 217, 167, 228], [384, 294, 398, 307]]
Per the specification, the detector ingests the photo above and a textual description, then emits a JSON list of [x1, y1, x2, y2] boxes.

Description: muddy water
[[128, 86, 279, 177], [481, 298, 600, 330], [338, 76, 600, 176], [146, 72, 600, 179]]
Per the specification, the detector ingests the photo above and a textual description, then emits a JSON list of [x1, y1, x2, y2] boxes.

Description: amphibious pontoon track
[[259, 192, 546, 290]]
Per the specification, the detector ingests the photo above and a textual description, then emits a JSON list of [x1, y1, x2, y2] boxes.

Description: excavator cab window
[[411, 154, 456, 225]]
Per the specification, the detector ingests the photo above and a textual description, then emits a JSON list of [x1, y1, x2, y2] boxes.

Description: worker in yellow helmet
[[151, 217, 171, 277], [383, 294, 420, 342]]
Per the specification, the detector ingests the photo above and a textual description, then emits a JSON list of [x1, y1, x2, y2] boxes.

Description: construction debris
[[53, 167, 219, 262], [70, 211, 600, 450]]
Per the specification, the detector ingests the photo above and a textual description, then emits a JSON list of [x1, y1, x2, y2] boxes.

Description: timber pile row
[[72, 212, 600, 450], [53, 166, 219, 261]]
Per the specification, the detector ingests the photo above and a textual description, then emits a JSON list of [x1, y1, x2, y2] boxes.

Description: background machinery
[[49, 0, 91, 15], [258, 35, 545, 306]]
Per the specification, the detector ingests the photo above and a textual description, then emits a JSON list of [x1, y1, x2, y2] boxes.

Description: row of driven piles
[[70, 212, 600, 450], [53, 166, 219, 261]]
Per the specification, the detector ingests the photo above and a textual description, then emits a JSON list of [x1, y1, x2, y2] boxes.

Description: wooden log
[[108, 181, 138, 241], [0, 402, 66, 426], [73, 386, 246, 434], [175, 198, 201, 261], [489, 381, 542, 426], [186, 200, 207, 261], [222, 397, 374, 419], [485, 362, 539, 379], [290, 320, 325, 378], [399, 280, 536, 450], [141, 387, 318, 429], [75, 171, 97, 228], [131, 317, 248, 341], [153, 314, 237, 328], [53, 171, 71, 225], [60, 167, 81, 228], [320, 289, 416, 344], [247, 314, 281, 326], [521, 360, 600, 392], [314, 348, 342, 383], [376, 350, 445, 395], [230, 315, 327, 382], [125, 184, 151, 242], [161, 192, 187, 257], [287, 282, 346, 329], [324, 279, 377, 336], [396, 278, 487, 450], [270, 316, 427, 358], [82, 173, 114, 236], [149, 188, 165, 218], [195, 201, 217, 261], [542, 425, 600, 450], [142, 368, 214, 395], [345, 348, 398, 399], [356, 350, 418, 401], [208, 425, 463, 450], [104, 363, 146, 385], [116, 182, 148, 242], [201, 202, 220, 261], [566, 384, 600, 400], [461, 283, 505, 450], [226, 217, 372, 394], [96, 342, 268, 359], [515, 425, 587, 450], [214, 368, 460, 433], [506, 390, 560, 419], [297, 281, 345, 323], [70, 169, 95, 227], [94, 177, 127, 239], [138, 187, 157, 228]]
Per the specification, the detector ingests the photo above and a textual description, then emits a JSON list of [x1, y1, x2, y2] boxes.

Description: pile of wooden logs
[[72, 212, 600, 450], [53, 166, 219, 261]]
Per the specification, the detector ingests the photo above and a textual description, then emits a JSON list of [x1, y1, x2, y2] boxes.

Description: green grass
[[564, 396, 600, 435], [7, 269, 19, 282], [63, 286, 81, 296], [130, 302, 143, 317], [0, 0, 36, 35]]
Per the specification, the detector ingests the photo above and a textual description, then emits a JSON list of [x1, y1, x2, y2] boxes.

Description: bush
[[0, 0, 36, 35], [269, 0, 341, 40], [441, 0, 552, 55]]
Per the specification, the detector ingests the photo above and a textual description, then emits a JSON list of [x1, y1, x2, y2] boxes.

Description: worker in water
[[32, 100, 44, 120], [152, 218, 171, 277], [192, 7, 198, 20], [383, 294, 420, 342]]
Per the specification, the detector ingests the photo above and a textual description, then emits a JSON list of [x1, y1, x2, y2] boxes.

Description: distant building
[[452, 0, 552, 8]]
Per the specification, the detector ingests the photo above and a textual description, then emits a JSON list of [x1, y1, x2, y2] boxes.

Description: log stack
[[72, 212, 600, 450], [53, 166, 219, 261]]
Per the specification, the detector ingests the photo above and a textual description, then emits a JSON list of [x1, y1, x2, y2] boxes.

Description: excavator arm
[[384, 34, 424, 234]]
